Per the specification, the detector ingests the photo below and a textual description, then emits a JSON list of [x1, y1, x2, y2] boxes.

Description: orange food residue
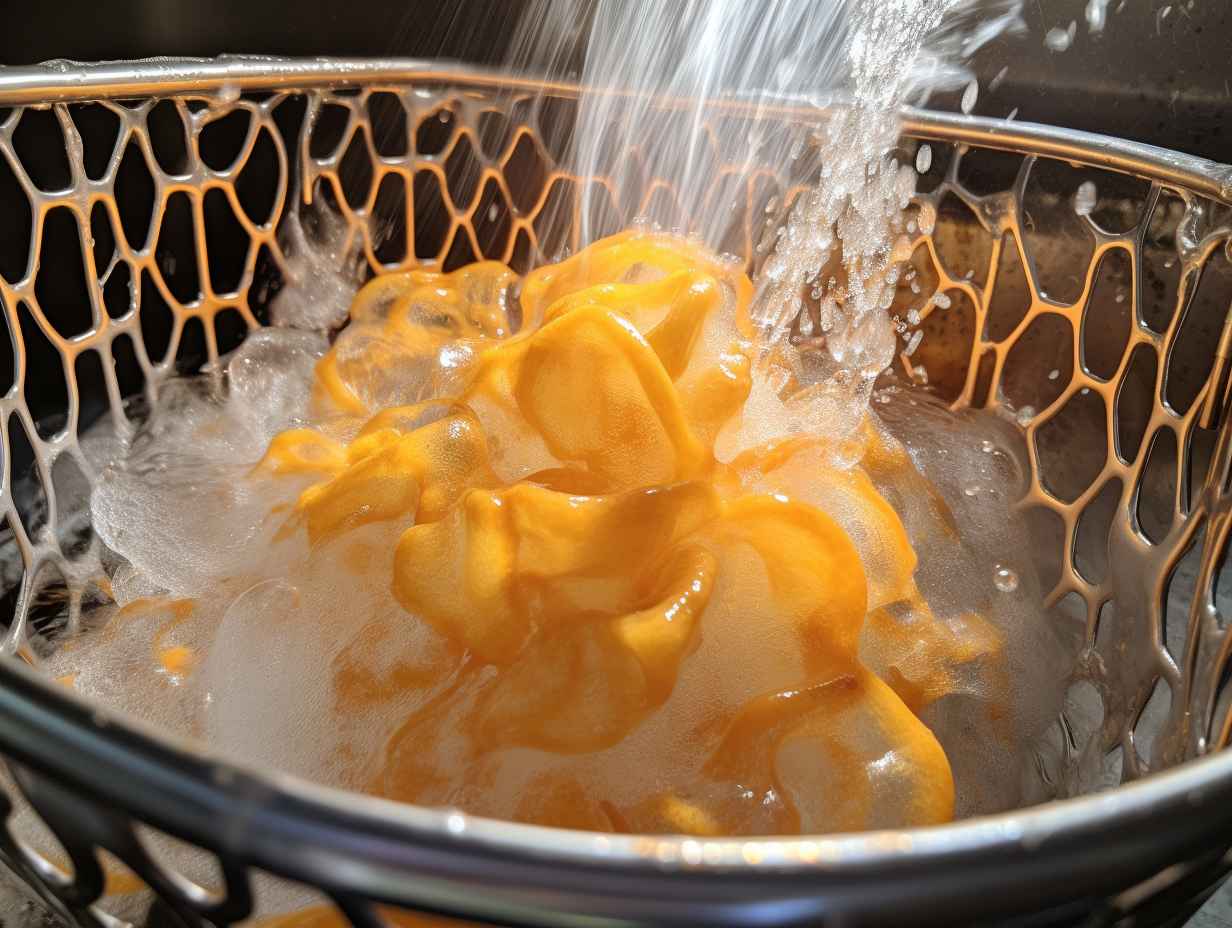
[[250, 231, 1006, 837]]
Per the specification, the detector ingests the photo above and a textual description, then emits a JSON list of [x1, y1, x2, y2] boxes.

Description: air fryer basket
[[0, 58, 1230, 928]]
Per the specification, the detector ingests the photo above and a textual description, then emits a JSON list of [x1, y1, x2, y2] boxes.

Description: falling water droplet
[[1048, 368, 1060, 380], [993, 565, 1019, 593], [980, 439, 996, 453], [961, 80, 979, 115], [915, 144, 932, 174], [1086, 0, 1110, 32], [1045, 21, 1077, 51]]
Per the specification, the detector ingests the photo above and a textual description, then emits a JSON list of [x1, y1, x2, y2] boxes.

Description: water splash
[[739, 0, 1022, 444], [513, 0, 1021, 248], [271, 208, 364, 332], [511, 0, 1024, 450], [1074, 180, 1097, 217]]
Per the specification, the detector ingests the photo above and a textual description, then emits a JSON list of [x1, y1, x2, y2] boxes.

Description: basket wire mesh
[[0, 58, 1228, 927]]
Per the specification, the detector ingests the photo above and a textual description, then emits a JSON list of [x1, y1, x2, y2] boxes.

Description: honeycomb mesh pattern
[[0, 74, 1228, 926]]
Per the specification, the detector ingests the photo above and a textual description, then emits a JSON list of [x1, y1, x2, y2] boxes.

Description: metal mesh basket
[[0, 58, 1230, 928]]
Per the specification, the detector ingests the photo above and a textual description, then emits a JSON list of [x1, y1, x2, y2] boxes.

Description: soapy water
[[34, 226, 1070, 838]]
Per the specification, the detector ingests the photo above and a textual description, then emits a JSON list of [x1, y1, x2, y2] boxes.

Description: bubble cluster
[[43, 231, 1065, 835]]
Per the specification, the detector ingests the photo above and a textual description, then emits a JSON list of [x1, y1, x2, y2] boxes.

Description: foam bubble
[[226, 327, 328, 443]]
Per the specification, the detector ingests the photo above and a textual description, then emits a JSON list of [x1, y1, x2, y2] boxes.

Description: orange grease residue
[[53, 596, 200, 679], [251, 230, 1010, 837]]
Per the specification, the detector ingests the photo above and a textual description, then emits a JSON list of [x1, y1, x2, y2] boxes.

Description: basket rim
[[1, 55, 1231, 922], [3, 652, 1232, 921], [1, 55, 1231, 203]]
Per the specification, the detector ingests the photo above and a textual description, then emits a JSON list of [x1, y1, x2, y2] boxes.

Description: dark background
[[0, 0, 1228, 161]]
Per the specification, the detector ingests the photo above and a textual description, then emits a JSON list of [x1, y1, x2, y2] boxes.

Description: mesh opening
[[68, 103, 121, 182]]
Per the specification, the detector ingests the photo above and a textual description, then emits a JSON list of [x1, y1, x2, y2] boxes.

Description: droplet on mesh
[[1015, 405, 1037, 427], [1074, 181, 1097, 217], [993, 565, 1019, 593]]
